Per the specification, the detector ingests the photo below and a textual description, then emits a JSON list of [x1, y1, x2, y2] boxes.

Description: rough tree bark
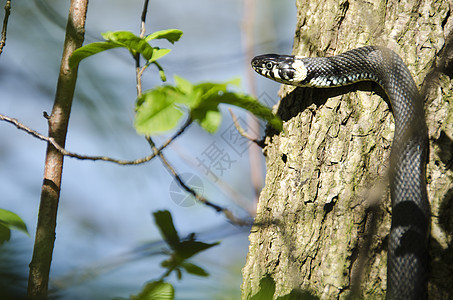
[[242, 0, 453, 299]]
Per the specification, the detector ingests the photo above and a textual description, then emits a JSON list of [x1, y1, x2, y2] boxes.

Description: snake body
[[251, 46, 429, 299]]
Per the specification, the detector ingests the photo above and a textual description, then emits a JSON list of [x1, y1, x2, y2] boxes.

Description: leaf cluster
[[135, 75, 282, 135], [69, 29, 281, 136], [69, 29, 183, 81], [153, 210, 219, 280], [122, 210, 218, 300]]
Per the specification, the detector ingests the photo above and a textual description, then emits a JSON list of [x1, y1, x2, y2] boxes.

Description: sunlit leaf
[[0, 208, 28, 235], [174, 75, 193, 95], [225, 77, 241, 87], [69, 42, 121, 68], [102, 31, 154, 61], [150, 48, 171, 62], [209, 92, 282, 131], [194, 82, 229, 102], [145, 29, 183, 44], [191, 109, 222, 133], [190, 89, 282, 133], [134, 84, 195, 135], [131, 281, 174, 300], [134, 76, 281, 135], [153, 61, 167, 82], [70, 29, 180, 68], [135, 88, 184, 135]]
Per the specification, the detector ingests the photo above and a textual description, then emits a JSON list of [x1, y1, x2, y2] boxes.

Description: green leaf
[[135, 88, 184, 135], [153, 61, 167, 82], [0, 225, 11, 245], [150, 48, 171, 62], [176, 268, 182, 280], [190, 90, 282, 133], [102, 31, 154, 61], [145, 29, 183, 44], [69, 41, 121, 68], [131, 281, 174, 300], [135, 76, 281, 135], [184, 81, 229, 132], [70, 30, 179, 68], [152, 210, 180, 250], [181, 262, 209, 277], [192, 109, 222, 133], [175, 239, 220, 259], [225, 77, 241, 87], [134, 83, 197, 135], [160, 259, 173, 269], [194, 82, 229, 102], [174, 75, 193, 95], [213, 92, 283, 131], [0, 208, 28, 235]]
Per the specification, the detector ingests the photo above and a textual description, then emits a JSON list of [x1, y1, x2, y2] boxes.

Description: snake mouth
[[251, 54, 279, 76]]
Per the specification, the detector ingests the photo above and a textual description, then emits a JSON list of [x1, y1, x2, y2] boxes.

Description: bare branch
[[146, 136, 251, 226], [0, 0, 11, 56], [0, 112, 191, 165], [228, 108, 263, 147], [1, 113, 50, 142]]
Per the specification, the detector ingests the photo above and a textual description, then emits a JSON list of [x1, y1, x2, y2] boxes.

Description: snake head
[[251, 54, 307, 84]]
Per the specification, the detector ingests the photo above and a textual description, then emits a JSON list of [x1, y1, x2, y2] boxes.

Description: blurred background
[[0, 0, 296, 299]]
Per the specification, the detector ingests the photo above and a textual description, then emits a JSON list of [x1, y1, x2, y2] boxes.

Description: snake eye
[[265, 62, 273, 69]]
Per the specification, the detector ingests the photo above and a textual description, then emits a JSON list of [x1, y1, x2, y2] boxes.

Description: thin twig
[[140, 0, 149, 38], [135, 0, 150, 96], [0, 112, 192, 165], [1, 113, 50, 142], [135, 58, 142, 96], [0, 0, 11, 56], [146, 136, 251, 226], [228, 108, 263, 147]]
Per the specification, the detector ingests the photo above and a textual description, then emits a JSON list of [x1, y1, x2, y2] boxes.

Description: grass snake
[[251, 46, 430, 299]]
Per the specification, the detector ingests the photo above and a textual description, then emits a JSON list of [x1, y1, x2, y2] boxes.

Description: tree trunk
[[241, 0, 453, 299], [27, 0, 88, 298]]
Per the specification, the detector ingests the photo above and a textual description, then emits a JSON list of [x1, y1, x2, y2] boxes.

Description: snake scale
[[251, 46, 430, 299]]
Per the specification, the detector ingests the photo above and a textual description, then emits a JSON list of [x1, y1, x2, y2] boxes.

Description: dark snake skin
[[251, 46, 429, 299]]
